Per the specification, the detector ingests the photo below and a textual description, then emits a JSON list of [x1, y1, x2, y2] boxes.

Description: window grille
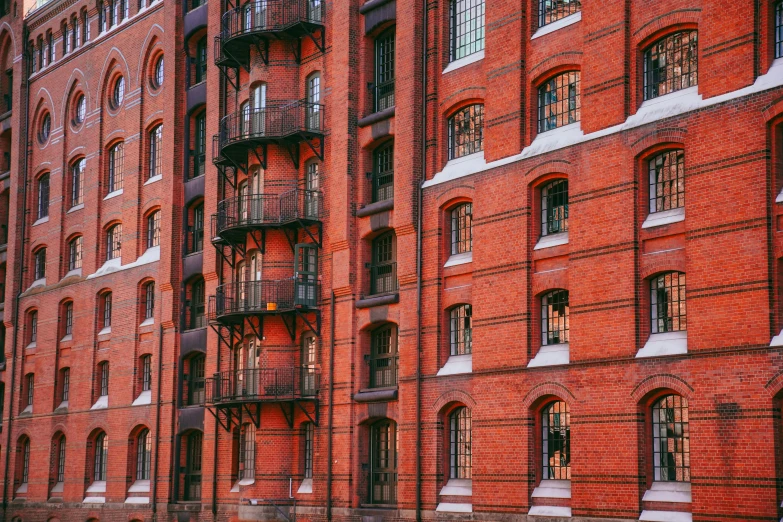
[[652, 395, 690, 482], [185, 431, 203, 500], [145, 282, 155, 319], [147, 211, 161, 249], [103, 293, 112, 329], [94, 433, 108, 481], [538, 71, 580, 132], [72, 19, 79, 49], [68, 237, 82, 271], [538, 0, 580, 27], [370, 325, 398, 388], [136, 429, 152, 480], [370, 233, 397, 295], [26, 374, 34, 407], [108, 142, 124, 192], [193, 113, 206, 178], [37, 175, 49, 217], [47, 33, 54, 62], [239, 424, 255, 480], [373, 143, 393, 202], [64, 26, 70, 54], [107, 224, 122, 260], [34, 249, 46, 280], [370, 420, 397, 504], [61, 367, 70, 401], [57, 436, 66, 483], [188, 279, 206, 329], [449, 0, 484, 61], [648, 150, 684, 213], [154, 56, 164, 87], [21, 439, 29, 483], [149, 125, 163, 179], [448, 104, 483, 160], [72, 158, 84, 206], [643, 31, 698, 101], [142, 355, 152, 391], [777, 3, 783, 59], [541, 179, 568, 236], [191, 205, 204, 253], [64, 303, 73, 336], [450, 304, 472, 355], [30, 312, 37, 343], [450, 407, 472, 479], [451, 203, 472, 254], [303, 423, 314, 478], [650, 272, 686, 334], [188, 355, 206, 405], [542, 289, 569, 345], [99, 362, 109, 396], [374, 29, 395, 112], [83, 11, 89, 42], [542, 401, 570, 479]]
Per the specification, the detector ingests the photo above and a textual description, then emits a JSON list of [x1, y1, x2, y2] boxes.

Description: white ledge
[[98, 326, 112, 335], [297, 478, 313, 494], [531, 479, 571, 499], [128, 479, 150, 493], [16, 483, 28, 494], [770, 329, 783, 346], [528, 343, 569, 368], [87, 246, 160, 279], [431, 151, 486, 186], [83, 496, 106, 503], [637, 331, 687, 358], [124, 496, 150, 504], [444, 251, 473, 268], [436, 503, 472, 513], [86, 481, 106, 494], [61, 334, 72, 342], [21, 404, 32, 414], [639, 510, 692, 522], [63, 268, 82, 280], [534, 231, 568, 250], [132, 389, 152, 406], [104, 189, 123, 200], [531, 11, 581, 39], [91, 395, 108, 410], [29, 278, 46, 290], [32, 216, 49, 226], [442, 50, 484, 74], [140, 317, 154, 327], [232, 478, 255, 492], [528, 506, 572, 517], [437, 354, 472, 376], [643, 482, 692, 504], [642, 207, 685, 229], [51, 481, 64, 494], [26, 342, 37, 350], [56, 400, 69, 410], [440, 478, 472, 496], [67, 203, 85, 213], [144, 174, 162, 185]]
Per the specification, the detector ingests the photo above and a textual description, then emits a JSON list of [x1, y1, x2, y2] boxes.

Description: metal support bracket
[[295, 399, 319, 426], [242, 402, 261, 428], [297, 222, 322, 248], [301, 136, 324, 162], [246, 315, 264, 341], [281, 313, 297, 341], [279, 402, 295, 428], [296, 309, 320, 337]]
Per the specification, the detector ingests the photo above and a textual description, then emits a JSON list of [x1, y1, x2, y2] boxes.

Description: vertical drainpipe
[[2, 28, 31, 519], [151, 323, 165, 519], [326, 291, 335, 520]]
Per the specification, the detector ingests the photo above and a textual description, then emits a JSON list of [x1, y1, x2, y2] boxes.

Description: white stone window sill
[[56, 400, 69, 410], [125, 496, 150, 504], [67, 203, 85, 213], [61, 334, 73, 342], [26, 342, 37, 350], [51, 482, 64, 494], [444, 251, 472, 268], [531, 479, 571, 499], [639, 510, 692, 522], [91, 395, 108, 410], [436, 151, 486, 185], [83, 496, 106, 503], [16, 483, 28, 494], [531, 11, 581, 39], [21, 404, 32, 414], [63, 268, 82, 279], [528, 343, 569, 367], [32, 216, 49, 226], [231, 478, 255, 492], [86, 481, 107, 494], [87, 246, 160, 280], [642, 481, 691, 503], [144, 174, 162, 185], [637, 331, 687, 358], [99, 326, 112, 335], [132, 389, 152, 406], [439, 478, 472, 496], [29, 278, 46, 290], [770, 329, 783, 346], [436, 503, 472, 513], [534, 231, 568, 250], [436, 354, 472, 376], [297, 478, 313, 494], [442, 50, 484, 75], [528, 506, 572, 517], [642, 207, 685, 229], [104, 189, 123, 200], [140, 317, 154, 327], [128, 479, 150, 493]]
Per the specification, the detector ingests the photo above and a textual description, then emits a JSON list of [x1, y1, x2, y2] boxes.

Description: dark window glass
[[370, 325, 398, 388], [69, 237, 83, 271], [37, 175, 49, 218], [652, 395, 690, 482], [147, 211, 161, 248], [648, 150, 685, 213], [107, 224, 122, 260], [538, 71, 580, 133], [145, 282, 155, 319], [542, 401, 570, 479], [191, 204, 204, 253], [64, 303, 73, 336], [99, 362, 109, 396], [195, 38, 207, 84], [370, 233, 396, 295], [451, 203, 472, 254], [94, 433, 108, 481], [374, 29, 395, 112], [61, 367, 70, 401], [643, 31, 698, 101], [34, 249, 46, 280], [154, 56, 164, 88], [541, 179, 568, 236], [188, 355, 206, 405], [449, 407, 471, 479], [777, 3, 783, 59], [21, 439, 30, 483], [108, 142, 124, 192], [112, 76, 125, 107], [136, 429, 152, 480], [239, 424, 255, 480], [188, 279, 205, 329], [369, 420, 397, 504], [538, 0, 580, 28], [192, 113, 206, 178], [373, 143, 393, 203], [448, 104, 483, 160], [541, 289, 569, 345], [303, 422, 314, 479], [450, 304, 472, 355], [71, 159, 84, 206], [103, 293, 112, 329], [650, 272, 686, 334], [26, 373, 34, 407], [149, 125, 163, 179], [56, 436, 66, 483], [74, 95, 86, 125], [184, 431, 203, 500], [449, 0, 484, 61], [29, 312, 37, 343], [142, 355, 152, 391]]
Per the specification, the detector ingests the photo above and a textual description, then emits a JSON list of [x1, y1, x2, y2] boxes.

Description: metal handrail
[[219, 0, 324, 39], [208, 278, 320, 319], [218, 101, 325, 146], [203, 367, 320, 404], [211, 189, 322, 236]]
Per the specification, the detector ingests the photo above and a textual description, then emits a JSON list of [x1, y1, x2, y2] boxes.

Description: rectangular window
[[147, 212, 160, 249], [303, 423, 313, 479], [541, 179, 569, 236], [61, 368, 70, 401], [373, 144, 394, 202], [374, 31, 395, 112], [538, 0, 581, 28], [449, 0, 484, 61], [145, 283, 155, 319], [64, 26, 70, 54], [449, 408, 472, 479], [195, 38, 207, 84], [137, 431, 151, 480], [450, 203, 472, 254], [30, 312, 37, 344], [651, 272, 687, 334], [103, 294, 112, 329], [57, 438, 66, 483], [21, 440, 30, 484], [370, 326, 398, 388], [449, 304, 472, 355], [108, 143, 124, 192], [99, 363, 109, 396], [38, 176, 49, 219], [26, 374, 34, 407], [538, 71, 580, 133], [188, 356, 205, 405], [64, 303, 73, 336], [191, 205, 204, 253], [149, 126, 162, 179], [34, 249, 46, 280], [239, 425, 255, 480], [649, 150, 684, 213], [94, 435, 108, 481], [448, 104, 483, 160], [193, 113, 206, 178], [142, 356, 152, 391], [71, 160, 84, 206], [643, 31, 698, 101], [69, 237, 83, 271], [84, 12, 90, 42]]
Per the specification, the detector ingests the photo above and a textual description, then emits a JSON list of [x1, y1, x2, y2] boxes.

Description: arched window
[[187, 202, 204, 253], [147, 210, 161, 249], [650, 272, 686, 334], [82, 9, 90, 42], [652, 395, 690, 482], [648, 150, 685, 214], [184, 431, 203, 500], [306, 73, 321, 130], [33, 247, 46, 280], [153, 55, 164, 88], [239, 423, 255, 480], [643, 31, 698, 101], [54, 434, 66, 484], [59, 367, 70, 401], [18, 436, 30, 486], [98, 361, 109, 396], [24, 373, 34, 408], [93, 432, 108, 481], [37, 173, 49, 217], [101, 292, 113, 329], [191, 111, 206, 179], [369, 324, 398, 388], [451, 202, 472, 254], [28, 310, 37, 344], [538, 0, 580, 27], [72, 17, 79, 49], [448, 104, 483, 160], [136, 428, 152, 480], [449, 0, 484, 61], [449, 304, 472, 355], [541, 289, 569, 345], [68, 236, 83, 272], [542, 401, 570, 479], [106, 224, 122, 260], [144, 281, 155, 320], [541, 179, 568, 236], [148, 124, 163, 179], [538, 71, 580, 132], [370, 232, 396, 295], [186, 277, 206, 329], [302, 422, 314, 479], [305, 161, 320, 217], [374, 28, 395, 112], [70, 158, 84, 206], [63, 24, 70, 54], [187, 354, 206, 405], [108, 141, 124, 192], [449, 407, 471, 479], [369, 419, 397, 504], [195, 37, 207, 84], [372, 142, 393, 203], [111, 75, 125, 108], [63, 302, 74, 336], [140, 354, 152, 391]]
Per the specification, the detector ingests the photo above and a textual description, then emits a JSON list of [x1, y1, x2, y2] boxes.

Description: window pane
[[449, 407, 471, 479], [451, 203, 472, 254], [650, 272, 687, 334], [538, 71, 580, 133], [652, 395, 690, 482], [450, 0, 484, 61], [542, 401, 570, 479], [541, 290, 569, 345], [648, 150, 685, 213], [450, 304, 472, 355], [448, 104, 483, 160], [541, 179, 568, 236], [538, 0, 581, 27], [643, 31, 698, 101]]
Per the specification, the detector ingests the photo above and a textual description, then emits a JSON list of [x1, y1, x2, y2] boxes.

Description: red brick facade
[[0, 0, 782, 521]]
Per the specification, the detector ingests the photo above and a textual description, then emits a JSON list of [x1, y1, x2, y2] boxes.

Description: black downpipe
[[2, 30, 31, 519], [151, 323, 165, 518], [326, 291, 335, 520]]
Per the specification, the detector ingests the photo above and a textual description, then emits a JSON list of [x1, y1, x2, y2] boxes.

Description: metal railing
[[212, 189, 322, 236], [217, 101, 325, 147], [203, 367, 320, 404], [372, 168, 393, 202], [208, 279, 319, 319], [372, 80, 394, 113], [219, 0, 324, 40], [212, 134, 225, 164], [369, 262, 398, 296], [369, 355, 398, 388]]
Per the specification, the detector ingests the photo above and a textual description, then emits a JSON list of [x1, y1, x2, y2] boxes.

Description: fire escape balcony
[[208, 279, 320, 325]]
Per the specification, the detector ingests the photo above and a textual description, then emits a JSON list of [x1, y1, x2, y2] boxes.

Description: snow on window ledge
[[637, 331, 687, 359], [439, 478, 472, 496], [642, 207, 685, 229], [436, 503, 472, 513], [63, 268, 83, 280], [297, 478, 313, 494], [67, 203, 85, 214], [444, 251, 472, 268], [140, 317, 155, 327], [98, 326, 112, 336], [534, 231, 568, 250], [128, 479, 151, 493], [87, 246, 160, 280], [32, 216, 49, 226], [442, 50, 484, 75], [132, 389, 152, 406], [528, 506, 572, 517], [429, 151, 486, 187], [531, 479, 571, 499], [531, 11, 581, 40], [639, 510, 692, 522], [642, 482, 692, 504], [144, 174, 162, 186], [528, 343, 569, 368], [91, 395, 108, 410], [104, 189, 123, 200], [436, 354, 472, 376], [28, 278, 46, 290]]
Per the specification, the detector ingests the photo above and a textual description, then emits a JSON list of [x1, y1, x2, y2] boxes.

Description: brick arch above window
[[432, 389, 476, 413], [632, 18, 699, 49], [628, 128, 687, 157], [522, 381, 577, 410], [524, 158, 577, 181], [630, 374, 694, 403]]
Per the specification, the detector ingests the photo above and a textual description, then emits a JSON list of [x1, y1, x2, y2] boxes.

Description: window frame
[[111, 75, 125, 108], [106, 224, 122, 261], [141, 354, 152, 392], [94, 432, 108, 482], [33, 248, 46, 280], [108, 141, 124, 193], [64, 302, 74, 336], [147, 211, 161, 249], [537, 71, 581, 133], [68, 236, 83, 271], [136, 428, 152, 480], [448, 0, 485, 62], [450, 202, 472, 255], [61, 367, 70, 402], [541, 289, 569, 345], [99, 361, 109, 396], [102, 292, 113, 330], [239, 423, 256, 480], [369, 324, 398, 388], [541, 400, 570, 480], [651, 394, 690, 482], [642, 30, 698, 101], [71, 158, 85, 207], [148, 124, 163, 179], [449, 304, 472, 356], [144, 281, 155, 320], [447, 104, 484, 160], [37, 174, 50, 218], [647, 149, 685, 214], [372, 142, 394, 203], [650, 272, 687, 334], [449, 406, 472, 479], [540, 179, 569, 237], [374, 28, 395, 112]]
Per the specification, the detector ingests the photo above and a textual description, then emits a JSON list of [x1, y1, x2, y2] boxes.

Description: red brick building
[[1, 0, 783, 521]]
